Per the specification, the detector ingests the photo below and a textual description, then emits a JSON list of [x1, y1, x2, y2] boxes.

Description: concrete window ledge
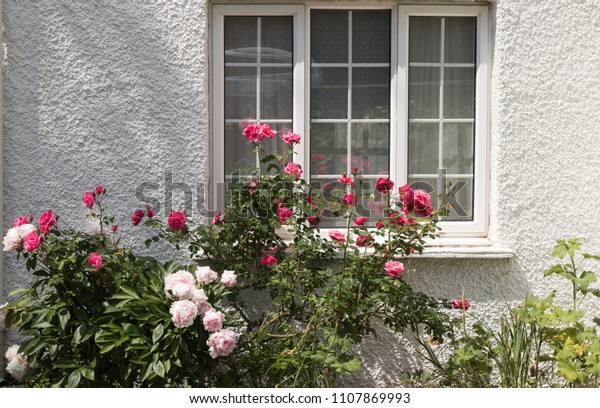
[[419, 238, 514, 259]]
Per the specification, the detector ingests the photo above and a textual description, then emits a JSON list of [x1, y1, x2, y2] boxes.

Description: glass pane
[[353, 11, 391, 63], [311, 68, 348, 119], [311, 10, 348, 63], [445, 17, 476, 64], [224, 124, 255, 175], [261, 67, 293, 119], [444, 67, 475, 119], [224, 17, 258, 63], [444, 178, 473, 221], [225, 67, 256, 119], [408, 67, 440, 119], [351, 123, 389, 176], [442, 123, 474, 174], [362, 179, 388, 222], [311, 178, 349, 228], [352, 67, 390, 119], [261, 17, 293, 63], [310, 123, 348, 176], [408, 123, 439, 175], [409, 17, 441, 63]]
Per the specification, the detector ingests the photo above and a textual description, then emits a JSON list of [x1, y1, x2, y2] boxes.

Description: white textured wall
[[4, 0, 600, 386]]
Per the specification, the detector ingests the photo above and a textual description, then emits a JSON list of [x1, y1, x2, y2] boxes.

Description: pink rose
[[242, 123, 277, 143], [164, 270, 196, 299], [202, 308, 225, 332], [351, 167, 359, 175], [384, 261, 404, 278], [38, 210, 57, 234], [13, 217, 30, 227], [328, 230, 346, 243], [95, 185, 104, 195], [82, 192, 95, 209], [207, 329, 238, 358], [284, 162, 303, 179], [262, 254, 278, 267], [195, 266, 218, 285], [389, 211, 414, 226], [281, 131, 301, 145], [338, 174, 354, 185], [376, 177, 394, 194], [86, 252, 103, 270], [453, 299, 471, 311], [170, 300, 199, 329], [23, 231, 42, 253], [353, 217, 368, 226], [342, 193, 356, 206], [220, 270, 237, 288], [356, 234, 373, 248], [413, 190, 433, 217], [167, 211, 187, 231], [277, 205, 293, 224], [213, 211, 222, 225], [131, 209, 144, 226], [398, 185, 415, 212]]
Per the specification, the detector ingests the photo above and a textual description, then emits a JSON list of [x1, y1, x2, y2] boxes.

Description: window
[[212, 4, 489, 237]]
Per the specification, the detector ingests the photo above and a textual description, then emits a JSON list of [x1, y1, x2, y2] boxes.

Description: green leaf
[[74, 324, 87, 344], [122, 323, 141, 338], [583, 253, 600, 260], [153, 361, 165, 378], [119, 286, 141, 300], [81, 367, 95, 381], [152, 324, 164, 344], [67, 370, 81, 388], [58, 309, 70, 330]]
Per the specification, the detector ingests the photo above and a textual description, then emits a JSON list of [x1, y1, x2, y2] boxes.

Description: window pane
[[444, 178, 473, 221], [261, 67, 293, 119], [353, 10, 391, 63], [311, 68, 348, 119], [408, 123, 439, 175], [352, 67, 390, 119], [445, 17, 476, 64], [408, 67, 440, 119], [224, 124, 255, 175], [224, 17, 257, 63], [442, 123, 474, 175], [409, 16, 441, 63], [351, 123, 389, 176], [444, 67, 475, 119], [311, 11, 348, 63], [225, 67, 257, 119], [261, 17, 293, 63], [310, 123, 348, 176]]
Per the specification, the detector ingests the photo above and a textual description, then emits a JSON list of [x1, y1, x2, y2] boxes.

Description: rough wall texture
[[3, 0, 600, 386]]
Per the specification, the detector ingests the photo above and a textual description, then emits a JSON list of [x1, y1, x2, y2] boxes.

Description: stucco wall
[[3, 0, 600, 386]]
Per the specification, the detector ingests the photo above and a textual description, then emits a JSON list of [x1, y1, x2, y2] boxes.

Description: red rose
[[306, 216, 319, 225], [277, 206, 293, 224], [131, 209, 145, 226], [453, 299, 471, 311], [146, 204, 155, 218], [95, 185, 104, 195], [111, 225, 118, 232], [356, 235, 373, 248], [413, 190, 433, 217], [375, 177, 394, 194], [168, 211, 187, 231], [213, 211, 222, 225], [398, 185, 415, 211], [38, 210, 57, 233], [376, 221, 385, 229], [82, 192, 95, 209], [353, 217, 368, 226], [343, 192, 357, 206]]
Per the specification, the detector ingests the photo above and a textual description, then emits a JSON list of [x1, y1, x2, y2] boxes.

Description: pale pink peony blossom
[[164, 270, 196, 299], [207, 329, 238, 358], [220, 270, 237, 288], [5, 344, 21, 362], [196, 266, 218, 285], [3, 228, 21, 252], [7, 358, 27, 382], [170, 300, 199, 329], [202, 308, 225, 332], [172, 283, 194, 300], [191, 288, 210, 314]]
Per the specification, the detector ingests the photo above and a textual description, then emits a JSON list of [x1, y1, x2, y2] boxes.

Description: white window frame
[[211, 3, 490, 239]]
